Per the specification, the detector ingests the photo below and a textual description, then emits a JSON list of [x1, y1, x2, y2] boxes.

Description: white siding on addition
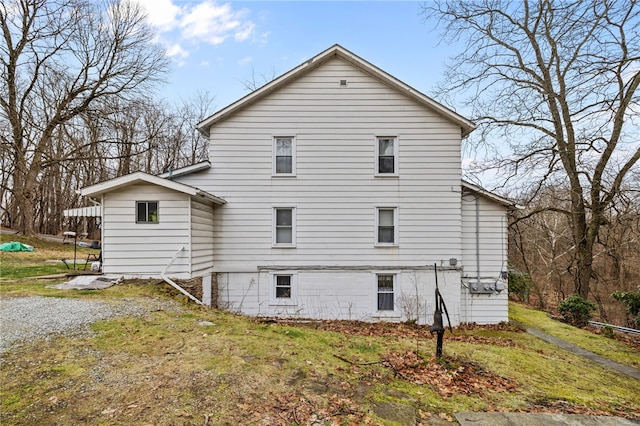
[[190, 197, 215, 276], [101, 183, 192, 279], [460, 190, 509, 324]]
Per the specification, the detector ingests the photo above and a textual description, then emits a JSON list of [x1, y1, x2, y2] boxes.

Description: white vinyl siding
[[102, 184, 191, 278], [178, 57, 463, 273], [101, 183, 217, 280], [460, 190, 509, 324], [190, 197, 215, 276]]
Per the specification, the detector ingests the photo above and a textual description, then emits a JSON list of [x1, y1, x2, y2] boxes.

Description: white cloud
[[238, 56, 252, 66], [180, 1, 255, 46], [134, 0, 181, 31], [166, 43, 189, 59], [133, 0, 258, 60]]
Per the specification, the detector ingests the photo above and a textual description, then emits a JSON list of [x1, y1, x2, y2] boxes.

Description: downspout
[[475, 195, 481, 290], [161, 246, 203, 305]]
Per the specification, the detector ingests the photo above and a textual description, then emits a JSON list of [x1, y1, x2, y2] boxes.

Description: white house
[[78, 45, 518, 325]]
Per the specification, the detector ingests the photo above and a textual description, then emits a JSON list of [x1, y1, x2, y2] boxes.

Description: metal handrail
[[589, 321, 640, 335]]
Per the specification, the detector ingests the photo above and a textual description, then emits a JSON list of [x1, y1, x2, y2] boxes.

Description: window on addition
[[136, 201, 158, 223]]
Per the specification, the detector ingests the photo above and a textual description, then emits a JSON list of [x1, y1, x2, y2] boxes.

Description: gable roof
[[80, 172, 226, 205], [462, 180, 522, 209], [196, 44, 476, 138]]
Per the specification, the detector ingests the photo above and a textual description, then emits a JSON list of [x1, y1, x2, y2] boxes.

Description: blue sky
[[136, 1, 456, 111]]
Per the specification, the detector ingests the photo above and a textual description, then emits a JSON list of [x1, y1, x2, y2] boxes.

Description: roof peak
[[196, 44, 475, 138]]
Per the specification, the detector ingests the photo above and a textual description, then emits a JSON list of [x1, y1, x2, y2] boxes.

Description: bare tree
[[0, 0, 168, 235], [239, 65, 278, 92], [424, 0, 640, 298]]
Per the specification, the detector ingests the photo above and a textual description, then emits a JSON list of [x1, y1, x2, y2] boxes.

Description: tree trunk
[[11, 170, 37, 236], [575, 238, 594, 298]]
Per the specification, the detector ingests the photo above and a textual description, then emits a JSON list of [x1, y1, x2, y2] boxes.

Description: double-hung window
[[376, 137, 398, 176], [273, 207, 296, 247], [376, 274, 395, 311], [376, 207, 397, 245], [271, 272, 297, 305], [273, 137, 296, 176], [275, 275, 292, 298], [136, 201, 158, 223]]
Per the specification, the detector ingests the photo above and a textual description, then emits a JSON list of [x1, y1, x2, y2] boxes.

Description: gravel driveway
[[0, 296, 183, 355]]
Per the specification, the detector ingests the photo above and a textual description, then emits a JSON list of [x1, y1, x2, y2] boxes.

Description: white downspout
[[161, 246, 203, 305], [475, 194, 481, 290]]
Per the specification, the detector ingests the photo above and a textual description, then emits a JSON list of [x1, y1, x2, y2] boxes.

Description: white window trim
[[372, 271, 401, 317], [269, 271, 298, 306], [272, 206, 297, 248], [374, 136, 399, 177], [272, 136, 297, 177], [374, 206, 399, 247]]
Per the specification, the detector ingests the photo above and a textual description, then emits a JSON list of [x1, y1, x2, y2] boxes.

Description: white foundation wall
[[216, 269, 463, 326]]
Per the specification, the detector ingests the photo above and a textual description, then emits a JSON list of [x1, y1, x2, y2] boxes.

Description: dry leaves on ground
[[380, 350, 518, 397]]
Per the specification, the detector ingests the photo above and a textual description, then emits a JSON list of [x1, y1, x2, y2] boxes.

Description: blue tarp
[[0, 241, 35, 252]]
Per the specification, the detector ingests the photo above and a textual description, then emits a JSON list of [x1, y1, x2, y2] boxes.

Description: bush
[[612, 287, 640, 329], [508, 270, 533, 302], [558, 295, 596, 327]]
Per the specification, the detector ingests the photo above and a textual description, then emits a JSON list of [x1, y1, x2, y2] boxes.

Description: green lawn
[[510, 302, 640, 369], [0, 232, 96, 283]]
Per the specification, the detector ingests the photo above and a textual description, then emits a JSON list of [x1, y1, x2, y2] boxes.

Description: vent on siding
[[339, 79, 347, 86]]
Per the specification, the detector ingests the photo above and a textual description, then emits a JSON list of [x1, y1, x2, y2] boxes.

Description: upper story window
[[273, 137, 296, 176], [273, 207, 296, 247], [376, 137, 398, 176], [136, 201, 158, 223], [376, 207, 397, 246]]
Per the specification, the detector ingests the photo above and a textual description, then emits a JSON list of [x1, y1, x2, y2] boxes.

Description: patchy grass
[[2, 244, 639, 424], [1, 284, 639, 425], [510, 302, 640, 369], [0, 232, 97, 282]]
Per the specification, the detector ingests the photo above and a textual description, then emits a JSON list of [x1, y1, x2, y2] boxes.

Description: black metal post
[[436, 333, 443, 358]]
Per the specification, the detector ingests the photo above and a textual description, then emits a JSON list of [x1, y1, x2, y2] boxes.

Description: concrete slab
[[455, 412, 639, 425], [47, 275, 122, 290]]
